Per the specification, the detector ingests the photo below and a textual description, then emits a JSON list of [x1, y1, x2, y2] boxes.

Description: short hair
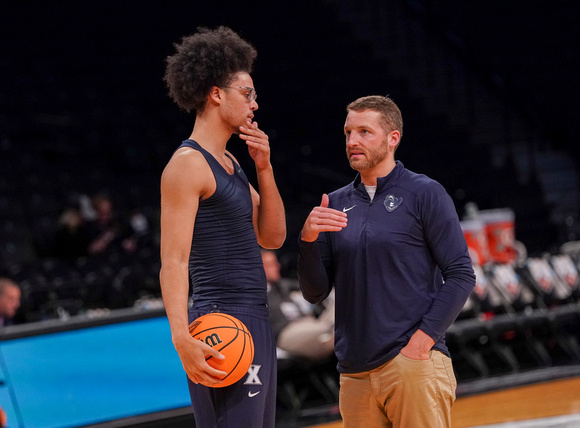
[[347, 95, 404, 139], [164, 26, 257, 114]]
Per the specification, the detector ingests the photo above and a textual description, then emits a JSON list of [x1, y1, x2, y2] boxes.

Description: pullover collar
[[353, 161, 404, 197]]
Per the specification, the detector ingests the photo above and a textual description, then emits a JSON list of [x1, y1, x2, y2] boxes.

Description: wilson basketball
[[189, 312, 254, 388]]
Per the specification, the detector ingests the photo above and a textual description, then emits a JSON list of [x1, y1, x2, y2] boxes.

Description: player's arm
[[238, 119, 286, 249], [159, 149, 227, 385]]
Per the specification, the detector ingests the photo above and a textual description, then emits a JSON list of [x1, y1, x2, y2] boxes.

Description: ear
[[207, 86, 222, 106], [388, 130, 401, 149]]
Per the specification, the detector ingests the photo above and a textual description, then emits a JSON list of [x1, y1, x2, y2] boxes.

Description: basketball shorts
[[187, 302, 277, 428]]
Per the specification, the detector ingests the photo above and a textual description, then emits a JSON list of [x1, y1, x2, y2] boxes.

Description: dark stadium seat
[[548, 303, 580, 365], [518, 257, 576, 307], [486, 263, 540, 313], [277, 355, 340, 420], [446, 319, 490, 380]]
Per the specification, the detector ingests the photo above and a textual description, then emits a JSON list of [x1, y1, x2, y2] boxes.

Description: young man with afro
[[159, 26, 286, 427]]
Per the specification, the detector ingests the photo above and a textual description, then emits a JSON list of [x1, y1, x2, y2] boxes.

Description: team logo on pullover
[[384, 195, 403, 212]]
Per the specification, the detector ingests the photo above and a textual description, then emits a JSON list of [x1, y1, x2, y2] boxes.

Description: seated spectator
[[83, 194, 151, 256], [85, 194, 121, 255], [262, 249, 334, 362], [53, 207, 89, 262], [121, 209, 152, 253], [0, 277, 21, 327]]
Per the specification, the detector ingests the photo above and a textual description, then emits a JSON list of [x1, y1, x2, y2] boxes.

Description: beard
[[347, 142, 390, 172]]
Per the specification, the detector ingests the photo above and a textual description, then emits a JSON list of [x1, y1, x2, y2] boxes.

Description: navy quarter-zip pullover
[[298, 161, 475, 374]]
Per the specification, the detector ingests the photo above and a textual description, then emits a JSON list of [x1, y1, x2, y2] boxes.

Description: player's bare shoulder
[[161, 147, 215, 198]]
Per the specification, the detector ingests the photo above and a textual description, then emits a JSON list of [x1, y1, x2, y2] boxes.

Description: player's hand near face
[[301, 194, 348, 242], [174, 335, 227, 385], [239, 119, 271, 171]]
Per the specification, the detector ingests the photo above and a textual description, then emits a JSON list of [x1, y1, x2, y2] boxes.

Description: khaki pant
[[339, 350, 457, 428]]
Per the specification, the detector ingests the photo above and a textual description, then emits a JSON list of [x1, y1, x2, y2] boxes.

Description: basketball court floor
[[306, 376, 580, 428]]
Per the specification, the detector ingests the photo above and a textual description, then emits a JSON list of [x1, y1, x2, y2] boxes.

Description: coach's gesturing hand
[[301, 194, 348, 243]]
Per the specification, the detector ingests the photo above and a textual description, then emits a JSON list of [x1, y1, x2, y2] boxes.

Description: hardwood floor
[[451, 376, 580, 427], [306, 376, 580, 428]]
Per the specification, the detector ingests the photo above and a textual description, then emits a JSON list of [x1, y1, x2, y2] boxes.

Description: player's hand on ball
[[188, 313, 255, 388], [176, 335, 227, 386]]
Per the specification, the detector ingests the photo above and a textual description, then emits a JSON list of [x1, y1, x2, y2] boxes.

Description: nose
[[251, 99, 258, 110], [346, 134, 357, 147]]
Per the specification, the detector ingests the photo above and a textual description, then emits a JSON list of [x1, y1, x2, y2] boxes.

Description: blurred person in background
[[82, 193, 148, 256], [0, 277, 21, 327], [52, 207, 89, 262], [263, 249, 334, 362], [85, 194, 120, 255]]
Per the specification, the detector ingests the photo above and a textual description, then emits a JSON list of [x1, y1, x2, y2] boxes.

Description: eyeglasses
[[223, 86, 257, 102]]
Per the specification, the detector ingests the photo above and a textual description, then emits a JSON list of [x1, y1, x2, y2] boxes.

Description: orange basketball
[[189, 312, 254, 388]]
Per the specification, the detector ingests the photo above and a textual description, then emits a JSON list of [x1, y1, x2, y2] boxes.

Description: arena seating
[[1, 0, 579, 425], [449, 250, 580, 392]]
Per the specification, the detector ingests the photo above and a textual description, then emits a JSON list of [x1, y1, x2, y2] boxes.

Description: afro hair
[[164, 26, 257, 114]]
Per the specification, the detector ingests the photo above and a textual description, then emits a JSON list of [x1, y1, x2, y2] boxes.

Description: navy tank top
[[178, 139, 267, 305]]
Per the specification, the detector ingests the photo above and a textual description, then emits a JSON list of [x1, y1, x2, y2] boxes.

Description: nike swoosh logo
[[343, 205, 356, 212], [248, 391, 260, 398]]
